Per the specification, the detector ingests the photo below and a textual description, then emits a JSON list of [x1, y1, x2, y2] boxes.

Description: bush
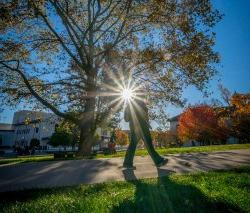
[[30, 138, 40, 148], [50, 132, 73, 148]]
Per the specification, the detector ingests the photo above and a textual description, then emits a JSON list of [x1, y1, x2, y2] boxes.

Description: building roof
[[0, 123, 14, 131], [168, 115, 181, 122]]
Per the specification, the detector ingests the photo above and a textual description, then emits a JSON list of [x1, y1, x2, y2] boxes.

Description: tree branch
[[0, 61, 79, 124]]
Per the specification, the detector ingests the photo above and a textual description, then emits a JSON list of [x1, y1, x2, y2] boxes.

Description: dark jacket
[[124, 99, 150, 133]]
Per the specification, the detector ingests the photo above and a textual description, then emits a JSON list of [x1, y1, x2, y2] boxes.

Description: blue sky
[[164, 0, 250, 118], [1, 0, 250, 127]]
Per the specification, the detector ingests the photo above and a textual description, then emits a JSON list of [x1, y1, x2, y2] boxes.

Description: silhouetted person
[[123, 89, 167, 168]]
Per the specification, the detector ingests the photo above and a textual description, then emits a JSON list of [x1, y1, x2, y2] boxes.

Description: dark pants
[[123, 122, 164, 167]]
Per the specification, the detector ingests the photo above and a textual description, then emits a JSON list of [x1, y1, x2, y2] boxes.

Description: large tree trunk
[[77, 74, 97, 157], [78, 127, 94, 156]]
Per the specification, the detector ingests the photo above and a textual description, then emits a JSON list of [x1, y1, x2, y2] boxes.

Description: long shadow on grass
[[111, 168, 244, 213]]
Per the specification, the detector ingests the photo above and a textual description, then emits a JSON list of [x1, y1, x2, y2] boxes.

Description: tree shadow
[[0, 159, 118, 192], [0, 182, 108, 204], [111, 168, 244, 213]]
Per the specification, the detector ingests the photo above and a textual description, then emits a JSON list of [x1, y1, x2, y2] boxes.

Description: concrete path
[[0, 149, 249, 192]]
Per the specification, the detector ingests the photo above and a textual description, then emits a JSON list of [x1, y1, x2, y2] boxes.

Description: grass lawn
[[0, 143, 250, 165], [97, 143, 250, 158], [0, 154, 54, 165], [0, 166, 249, 213]]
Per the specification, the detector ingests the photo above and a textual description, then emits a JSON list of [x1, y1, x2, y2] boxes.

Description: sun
[[121, 88, 134, 101]]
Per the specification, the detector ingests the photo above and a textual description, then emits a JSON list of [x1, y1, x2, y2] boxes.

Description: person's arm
[[141, 101, 151, 128], [124, 105, 130, 122]]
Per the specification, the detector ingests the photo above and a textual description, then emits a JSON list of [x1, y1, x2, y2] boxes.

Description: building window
[[35, 127, 39, 133]]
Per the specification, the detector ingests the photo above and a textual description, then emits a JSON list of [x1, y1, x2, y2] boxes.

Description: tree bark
[[77, 74, 97, 156], [77, 126, 94, 156]]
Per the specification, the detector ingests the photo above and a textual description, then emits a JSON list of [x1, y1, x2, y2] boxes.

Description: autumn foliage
[[178, 105, 227, 144], [115, 130, 129, 146], [230, 93, 250, 142], [153, 130, 181, 147]]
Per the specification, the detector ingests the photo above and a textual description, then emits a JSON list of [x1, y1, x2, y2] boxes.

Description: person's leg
[[141, 124, 167, 166], [123, 129, 138, 168]]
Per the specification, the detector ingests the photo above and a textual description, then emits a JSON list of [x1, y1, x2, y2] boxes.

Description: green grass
[[0, 166, 249, 213], [96, 143, 250, 158], [1, 143, 249, 165], [0, 154, 54, 165]]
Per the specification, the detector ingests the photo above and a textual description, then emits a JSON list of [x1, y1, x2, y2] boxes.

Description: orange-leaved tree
[[230, 93, 250, 142], [155, 130, 181, 148], [115, 130, 129, 146], [178, 105, 228, 145]]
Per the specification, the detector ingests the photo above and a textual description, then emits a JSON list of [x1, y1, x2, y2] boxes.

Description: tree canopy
[[50, 132, 73, 147], [178, 105, 228, 144], [0, 0, 221, 155], [115, 129, 129, 146]]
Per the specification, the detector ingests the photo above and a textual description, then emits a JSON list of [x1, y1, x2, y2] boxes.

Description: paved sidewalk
[[0, 149, 249, 192]]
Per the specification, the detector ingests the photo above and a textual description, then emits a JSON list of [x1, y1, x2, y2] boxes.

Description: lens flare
[[121, 88, 134, 101]]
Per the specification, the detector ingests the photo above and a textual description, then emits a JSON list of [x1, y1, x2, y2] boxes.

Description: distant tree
[[215, 88, 250, 143], [230, 93, 250, 143], [155, 130, 181, 148], [231, 93, 250, 114], [178, 105, 227, 145], [218, 84, 232, 106], [115, 130, 129, 146], [0, 0, 221, 156]]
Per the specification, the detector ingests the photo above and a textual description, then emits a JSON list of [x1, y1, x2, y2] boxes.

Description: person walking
[[123, 89, 167, 168]]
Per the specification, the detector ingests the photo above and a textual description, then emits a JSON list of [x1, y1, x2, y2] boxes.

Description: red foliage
[[178, 105, 227, 144]]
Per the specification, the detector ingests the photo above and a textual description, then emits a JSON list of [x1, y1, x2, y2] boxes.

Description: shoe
[[123, 165, 136, 170], [156, 158, 168, 167]]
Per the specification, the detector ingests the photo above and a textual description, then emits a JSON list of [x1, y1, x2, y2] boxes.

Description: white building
[[0, 123, 15, 153], [0, 110, 112, 153], [13, 110, 59, 150]]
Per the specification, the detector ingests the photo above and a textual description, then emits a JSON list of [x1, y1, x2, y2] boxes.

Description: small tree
[[50, 132, 73, 151], [56, 119, 80, 148], [156, 130, 181, 148], [115, 130, 129, 146]]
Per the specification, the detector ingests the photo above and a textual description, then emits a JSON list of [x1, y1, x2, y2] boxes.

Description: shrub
[[30, 138, 40, 148]]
